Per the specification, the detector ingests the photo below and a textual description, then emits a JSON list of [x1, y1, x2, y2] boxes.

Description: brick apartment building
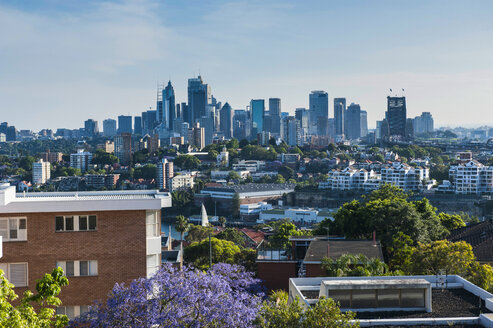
[[0, 183, 171, 318]]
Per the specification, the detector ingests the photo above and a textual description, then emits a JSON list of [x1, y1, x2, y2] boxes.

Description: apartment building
[[319, 167, 373, 190], [232, 160, 266, 173], [380, 162, 429, 191], [70, 149, 93, 173], [449, 160, 493, 195], [170, 174, 194, 192], [0, 183, 171, 319], [32, 159, 51, 184]]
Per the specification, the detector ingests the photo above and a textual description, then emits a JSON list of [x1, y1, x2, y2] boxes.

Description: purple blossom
[[71, 263, 264, 328]]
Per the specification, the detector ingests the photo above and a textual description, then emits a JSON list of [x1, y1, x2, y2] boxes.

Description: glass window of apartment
[[0, 263, 28, 287], [146, 211, 159, 237], [0, 218, 27, 241], [56, 215, 97, 232], [65, 261, 75, 276]]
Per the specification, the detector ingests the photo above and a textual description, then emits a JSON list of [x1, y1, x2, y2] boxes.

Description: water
[[161, 220, 183, 240]]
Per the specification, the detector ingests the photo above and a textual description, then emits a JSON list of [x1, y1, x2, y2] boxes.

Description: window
[[146, 254, 160, 277], [0, 218, 27, 241], [56, 260, 97, 277], [57, 306, 89, 320], [55, 215, 97, 232], [146, 211, 159, 238], [0, 263, 28, 287]]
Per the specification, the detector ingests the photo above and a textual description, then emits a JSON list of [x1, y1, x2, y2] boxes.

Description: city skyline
[[1, 0, 493, 130]]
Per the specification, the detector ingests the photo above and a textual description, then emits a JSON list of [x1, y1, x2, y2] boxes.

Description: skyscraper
[[360, 110, 368, 137], [157, 158, 174, 190], [233, 110, 249, 141], [163, 81, 176, 129], [197, 116, 214, 146], [84, 119, 99, 137], [346, 103, 361, 140], [281, 116, 300, 146], [385, 96, 407, 139], [309, 91, 329, 135], [333, 98, 346, 137], [142, 110, 157, 135], [103, 119, 117, 137], [267, 98, 281, 134], [114, 133, 132, 165], [33, 159, 50, 184], [187, 76, 211, 124], [220, 102, 233, 139], [250, 99, 265, 138], [118, 115, 133, 135], [295, 108, 309, 142], [413, 112, 434, 135], [134, 116, 143, 135]]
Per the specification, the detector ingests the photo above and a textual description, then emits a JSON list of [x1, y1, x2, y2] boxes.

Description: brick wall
[[0, 209, 151, 307], [257, 261, 297, 291], [306, 263, 325, 277]]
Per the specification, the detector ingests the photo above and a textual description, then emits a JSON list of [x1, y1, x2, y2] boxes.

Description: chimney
[[372, 231, 377, 247]]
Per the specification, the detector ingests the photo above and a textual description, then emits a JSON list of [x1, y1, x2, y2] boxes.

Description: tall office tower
[[118, 115, 133, 134], [114, 133, 132, 165], [295, 108, 309, 141], [176, 103, 181, 119], [188, 122, 205, 150], [180, 103, 189, 125], [180, 122, 190, 143], [233, 109, 249, 141], [188, 76, 211, 124], [309, 91, 329, 135], [161, 81, 176, 129], [156, 158, 174, 190], [333, 98, 346, 137], [134, 116, 143, 135], [84, 119, 99, 137], [142, 110, 157, 135], [6, 126, 16, 141], [70, 149, 93, 173], [346, 103, 362, 140], [220, 103, 233, 139], [103, 119, 117, 137], [0, 122, 7, 136], [250, 99, 265, 138], [385, 96, 407, 139], [360, 110, 368, 137], [281, 116, 300, 146], [379, 119, 390, 140], [268, 98, 281, 135], [197, 116, 214, 147], [32, 159, 50, 184], [413, 112, 434, 135], [327, 118, 336, 139]]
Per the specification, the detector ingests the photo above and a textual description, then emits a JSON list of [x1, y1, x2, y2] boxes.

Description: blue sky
[[1, 0, 492, 130]]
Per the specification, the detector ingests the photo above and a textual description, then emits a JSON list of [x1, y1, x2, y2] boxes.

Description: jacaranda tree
[[71, 263, 265, 328]]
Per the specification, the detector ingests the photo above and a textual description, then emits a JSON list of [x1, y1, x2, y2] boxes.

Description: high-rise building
[[385, 96, 407, 139], [134, 116, 143, 135], [0, 122, 7, 136], [188, 122, 205, 150], [295, 108, 309, 142], [70, 149, 93, 173], [114, 133, 132, 166], [118, 115, 133, 135], [187, 76, 211, 124], [32, 159, 50, 184], [142, 110, 157, 135], [103, 119, 117, 137], [309, 91, 329, 136], [6, 126, 16, 141], [39, 150, 63, 163], [180, 122, 190, 143], [156, 158, 174, 190], [233, 110, 249, 141], [197, 116, 214, 147], [333, 98, 346, 137], [267, 98, 281, 135], [220, 103, 233, 139], [250, 99, 265, 138], [346, 103, 362, 140], [281, 116, 300, 146], [360, 110, 368, 137], [84, 119, 99, 137], [158, 81, 176, 130], [414, 112, 434, 135]]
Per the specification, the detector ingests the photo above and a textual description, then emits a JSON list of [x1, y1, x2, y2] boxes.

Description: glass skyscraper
[[250, 99, 265, 138]]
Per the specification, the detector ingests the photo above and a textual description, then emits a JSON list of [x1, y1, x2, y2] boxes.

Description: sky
[[1, 0, 493, 131]]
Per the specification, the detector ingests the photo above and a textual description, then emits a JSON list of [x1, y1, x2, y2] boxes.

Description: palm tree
[[219, 216, 227, 228], [175, 215, 190, 270]]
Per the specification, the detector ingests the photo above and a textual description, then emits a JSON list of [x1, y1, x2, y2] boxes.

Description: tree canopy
[[174, 155, 201, 170]]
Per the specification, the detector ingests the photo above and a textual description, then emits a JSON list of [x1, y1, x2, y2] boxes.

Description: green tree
[[174, 155, 201, 170], [91, 149, 119, 166], [321, 253, 389, 277], [0, 267, 69, 328], [19, 156, 35, 171], [217, 227, 246, 247], [208, 150, 219, 160], [218, 216, 227, 228], [438, 213, 466, 232], [430, 164, 449, 183], [185, 225, 212, 243], [175, 215, 191, 270], [133, 164, 156, 180], [184, 237, 241, 270], [273, 174, 286, 184], [256, 290, 358, 328], [228, 171, 241, 181], [278, 165, 294, 180]]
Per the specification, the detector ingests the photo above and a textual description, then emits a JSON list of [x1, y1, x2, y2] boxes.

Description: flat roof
[[321, 278, 430, 290], [304, 239, 384, 262]]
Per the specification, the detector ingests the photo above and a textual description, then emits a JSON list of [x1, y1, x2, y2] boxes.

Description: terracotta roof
[[240, 228, 265, 246]]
